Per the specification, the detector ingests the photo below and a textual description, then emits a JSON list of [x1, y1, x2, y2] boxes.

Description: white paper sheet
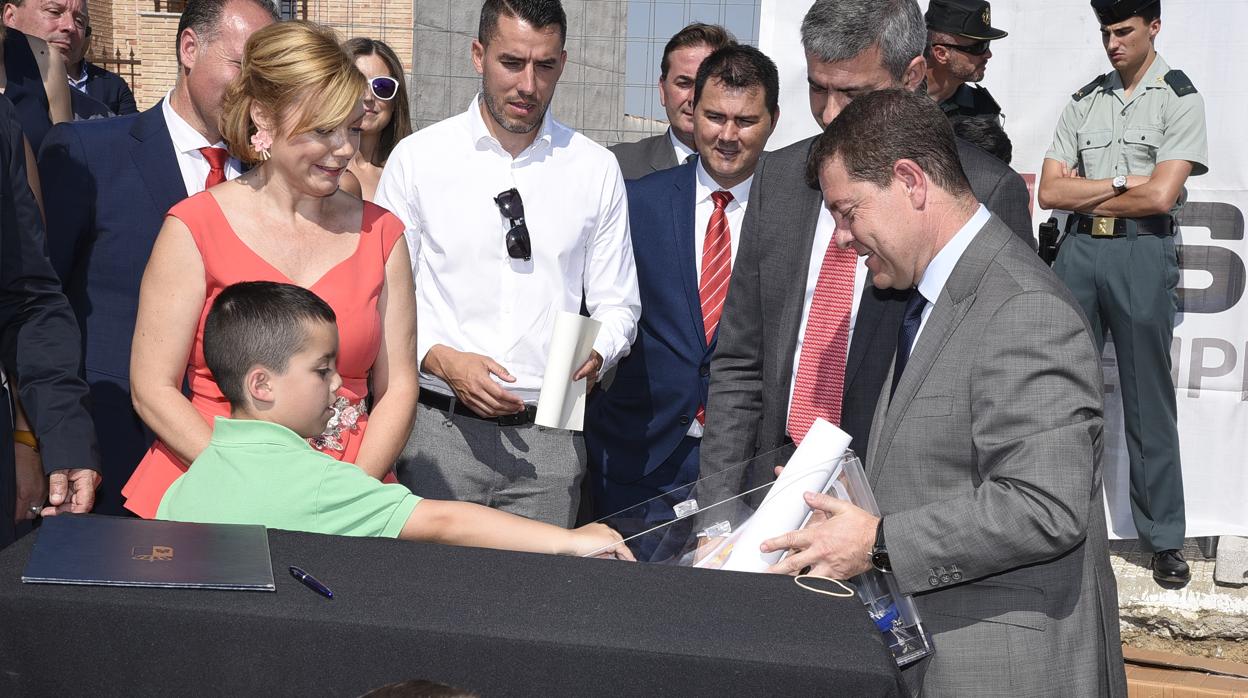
[[535, 312, 602, 431], [695, 418, 853, 572]]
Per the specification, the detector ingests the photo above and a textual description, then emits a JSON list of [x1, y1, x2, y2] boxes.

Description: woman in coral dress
[[122, 22, 418, 518]]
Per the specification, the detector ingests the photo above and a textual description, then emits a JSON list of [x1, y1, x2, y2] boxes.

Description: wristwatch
[[1112, 175, 1128, 195], [870, 517, 891, 573]]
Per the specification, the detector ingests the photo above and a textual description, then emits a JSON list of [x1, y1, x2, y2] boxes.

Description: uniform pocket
[[1123, 126, 1162, 173], [1076, 129, 1113, 176]]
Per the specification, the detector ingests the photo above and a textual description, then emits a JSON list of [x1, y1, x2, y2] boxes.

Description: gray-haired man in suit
[[609, 23, 733, 180], [701, 0, 1033, 496], [763, 89, 1125, 697]]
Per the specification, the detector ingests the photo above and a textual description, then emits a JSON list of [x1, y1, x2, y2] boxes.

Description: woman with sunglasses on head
[[340, 38, 411, 202], [122, 22, 419, 518]]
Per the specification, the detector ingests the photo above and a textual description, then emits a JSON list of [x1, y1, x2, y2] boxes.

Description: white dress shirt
[[786, 204, 871, 429], [669, 128, 695, 165], [913, 204, 990, 343], [688, 162, 752, 438], [162, 91, 243, 195], [375, 96, 641, 403]]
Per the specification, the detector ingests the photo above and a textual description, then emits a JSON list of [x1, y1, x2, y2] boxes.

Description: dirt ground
[[1124, 635, 1248, 665]]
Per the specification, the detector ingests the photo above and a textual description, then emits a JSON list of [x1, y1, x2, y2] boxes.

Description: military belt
[[1066, 213, 1175, 239]]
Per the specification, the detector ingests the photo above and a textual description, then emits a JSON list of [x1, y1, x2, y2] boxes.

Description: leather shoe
[[1152, 549, 1190, 584]]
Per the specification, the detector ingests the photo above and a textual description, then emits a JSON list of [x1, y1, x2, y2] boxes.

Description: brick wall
[[134, 12, 180, 108]]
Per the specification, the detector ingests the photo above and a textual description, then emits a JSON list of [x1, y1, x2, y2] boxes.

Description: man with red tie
[[35, 0, 277, 515], [584, 44, 778, 554], [701, 0, 1033, 501]]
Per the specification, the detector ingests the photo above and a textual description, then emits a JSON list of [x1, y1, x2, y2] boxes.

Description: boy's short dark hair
[[660, 23, 735, 79], [204, 281, 337, 408], [949, 115, 1013, 165], [478, 0, 567, 46], [692, 44, 781, 120]]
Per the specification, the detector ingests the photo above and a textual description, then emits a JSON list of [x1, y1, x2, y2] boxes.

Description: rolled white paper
[[535, 311, 602, 431], [718, 418, 853, 572]]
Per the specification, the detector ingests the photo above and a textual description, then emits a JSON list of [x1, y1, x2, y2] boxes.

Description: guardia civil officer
[[924, 0, 1006, 124], [1037, 0, 1207, 585]]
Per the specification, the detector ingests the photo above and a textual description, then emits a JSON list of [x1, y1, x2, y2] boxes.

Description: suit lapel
[[671, 165, 706, 347], [866, 218, 1008, 484], [778, 174, 825, 376], [129, 101, 188, 213], [649, 131, 680, 174]]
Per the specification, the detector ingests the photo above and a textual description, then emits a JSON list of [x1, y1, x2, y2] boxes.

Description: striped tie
[[787, 240, 859, 443], [696, 190, 733, 425]]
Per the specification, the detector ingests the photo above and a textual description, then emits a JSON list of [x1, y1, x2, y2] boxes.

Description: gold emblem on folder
[[132, 545, 174, 562]]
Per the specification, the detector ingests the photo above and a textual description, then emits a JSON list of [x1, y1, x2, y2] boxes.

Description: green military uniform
[[939, 82, 1003, 122], [1045, 52, 1208, 552]]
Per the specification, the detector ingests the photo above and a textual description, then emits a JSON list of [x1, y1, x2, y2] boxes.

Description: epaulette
[[1163, 69, 1198, 97], [1072, 74, 1108, 101]]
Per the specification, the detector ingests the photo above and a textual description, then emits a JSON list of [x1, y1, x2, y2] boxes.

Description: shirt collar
[[209, 416, 312, 450], [1106, 52, 1170, 96], [916, 204, 990, 305], [68, 62, 89, 90], [694, 158, 753, 208], [162, 90, 229, 154], [467, 93, 554, 157], [668, 128, 695, 163]]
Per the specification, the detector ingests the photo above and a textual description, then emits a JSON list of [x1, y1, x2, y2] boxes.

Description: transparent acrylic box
[[587, 444, 933, 668]]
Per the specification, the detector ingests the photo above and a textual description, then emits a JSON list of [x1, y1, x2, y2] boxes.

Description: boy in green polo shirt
[[157, 282, 632, 560]]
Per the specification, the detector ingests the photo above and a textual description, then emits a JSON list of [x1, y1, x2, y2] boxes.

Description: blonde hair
[[220, 21, 367, 165]]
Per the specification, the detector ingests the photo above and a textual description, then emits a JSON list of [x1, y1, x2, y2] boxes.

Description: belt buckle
[[496, 410, 527, 427], [1091, 216, 1116, 237]]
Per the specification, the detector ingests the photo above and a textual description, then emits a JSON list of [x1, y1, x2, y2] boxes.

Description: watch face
[[871, 549, 891, 573]]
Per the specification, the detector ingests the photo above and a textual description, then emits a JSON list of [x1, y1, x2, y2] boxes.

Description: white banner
[[760, 0, 1248, 537]]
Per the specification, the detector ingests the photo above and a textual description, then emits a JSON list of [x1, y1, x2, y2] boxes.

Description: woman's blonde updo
[[220, 21, 367, 166]]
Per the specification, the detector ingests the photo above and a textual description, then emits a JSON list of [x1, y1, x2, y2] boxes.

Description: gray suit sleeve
[[981, 167, 1035, 249], [699, 158, 769, 497], [884, 291, 1102, 595]]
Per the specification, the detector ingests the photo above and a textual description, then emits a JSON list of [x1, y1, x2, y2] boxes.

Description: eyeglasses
[[932, 40, 991, 56], [368, 76, 399, 101], [494, 188, 531, 261]]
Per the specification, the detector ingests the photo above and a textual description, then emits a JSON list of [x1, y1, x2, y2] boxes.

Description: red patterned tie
[[696, 190, 734, 425], [787, 240, 859, 443], [198, 146, 230, 189]]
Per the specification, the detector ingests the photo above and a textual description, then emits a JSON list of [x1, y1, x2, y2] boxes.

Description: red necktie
[[696, 190, 734, 425], [198, 146, 230, 189], [787, 240, 859, 443]]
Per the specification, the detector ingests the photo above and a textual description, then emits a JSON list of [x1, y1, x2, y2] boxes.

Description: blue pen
[[289, 566, 334, 599]]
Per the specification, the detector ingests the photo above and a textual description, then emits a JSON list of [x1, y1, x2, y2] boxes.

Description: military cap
[[925, 0, 1008, 40], [1091, 0, 1160, 26]]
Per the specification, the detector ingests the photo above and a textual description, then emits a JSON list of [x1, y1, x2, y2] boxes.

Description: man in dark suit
[[3, 0, 112, 119], [0, 95, 99, 549], [701, 0, 1033, 494], [586, 45, 778, 554], [609, 23, 733, 180], [764, 89, 1125, 697], [36, 0, 277, 515], [78, 59, 137, 116]]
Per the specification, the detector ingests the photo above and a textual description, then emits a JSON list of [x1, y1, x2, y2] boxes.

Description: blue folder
[[22, 514, 275, 591]]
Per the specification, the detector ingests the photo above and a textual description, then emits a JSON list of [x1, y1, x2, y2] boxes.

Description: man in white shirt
[[583, 45, 777, 557], [762, 88, 1124, 697], [375, 0, 640, 527], [608, 22, 734, 180], [36, 0, 277, 514]]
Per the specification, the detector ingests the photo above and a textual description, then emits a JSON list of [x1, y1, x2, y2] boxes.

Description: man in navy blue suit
[[35, 0, 276, 515], [585, 45, 778, 555]]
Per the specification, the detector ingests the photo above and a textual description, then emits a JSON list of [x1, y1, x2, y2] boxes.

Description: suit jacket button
[[951, 571, 963, 581], [699, 366, 710, 377], [939, 573, 951, 584], [928, 576, 939, 587], [679, 415, 690, 425]]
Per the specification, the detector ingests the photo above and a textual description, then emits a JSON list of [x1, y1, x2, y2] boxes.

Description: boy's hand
[[568, 523, 635, 561]]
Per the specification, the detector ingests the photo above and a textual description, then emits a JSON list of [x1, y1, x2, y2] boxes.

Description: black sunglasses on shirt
[[494, 188, 531, 261], [932, 40, 991, 56]]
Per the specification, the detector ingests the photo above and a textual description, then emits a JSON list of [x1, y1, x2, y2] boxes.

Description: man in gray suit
[[763, 89, 1125, 697], [701, 0, 1033, 488], [609, 23, 733, 180]]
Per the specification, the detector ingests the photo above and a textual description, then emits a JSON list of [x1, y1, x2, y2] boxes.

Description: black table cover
[[0, 520, 904, 697]]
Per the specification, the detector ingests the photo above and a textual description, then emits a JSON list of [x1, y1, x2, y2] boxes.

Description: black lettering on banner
[[1177, 202, 1246, 314]]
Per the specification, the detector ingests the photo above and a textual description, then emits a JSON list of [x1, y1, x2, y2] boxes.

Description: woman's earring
[[250, 128, 273, 161]]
